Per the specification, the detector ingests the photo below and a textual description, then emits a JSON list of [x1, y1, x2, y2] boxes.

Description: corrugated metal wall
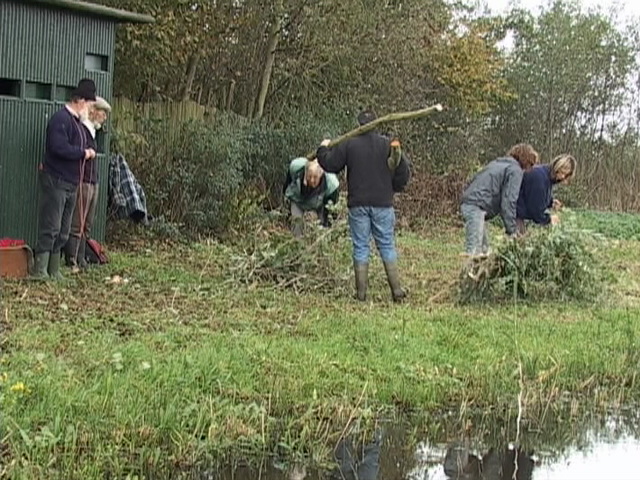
[[0, 1, 115, 246]]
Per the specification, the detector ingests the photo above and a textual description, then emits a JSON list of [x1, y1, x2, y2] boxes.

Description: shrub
[[112, 113, 255, 235], [111, 106, 352, 237]]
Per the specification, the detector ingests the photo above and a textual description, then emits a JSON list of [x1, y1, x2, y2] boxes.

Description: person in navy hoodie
[[516, 154, 577, 234], [32, 78, 97, 280]]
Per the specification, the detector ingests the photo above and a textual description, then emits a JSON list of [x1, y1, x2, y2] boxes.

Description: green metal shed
[[0, 0, 153, 246]]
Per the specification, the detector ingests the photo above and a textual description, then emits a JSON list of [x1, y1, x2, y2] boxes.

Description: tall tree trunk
[[247, 90, 257, 119], [179, 51, 201, 101], [255, 1, 283, 120], [226, 80, 236, 112]]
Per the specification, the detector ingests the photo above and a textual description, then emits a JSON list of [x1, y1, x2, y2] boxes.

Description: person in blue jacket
[[516, 154, 577, 234], [32, 78, 97, 280]]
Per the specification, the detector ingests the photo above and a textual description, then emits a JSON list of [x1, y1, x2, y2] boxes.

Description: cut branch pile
[[228, 202, 351, 295], [458, 215, 608, 303]]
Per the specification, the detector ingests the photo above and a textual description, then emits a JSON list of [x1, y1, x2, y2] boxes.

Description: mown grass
[[2, 210, 640, 478]]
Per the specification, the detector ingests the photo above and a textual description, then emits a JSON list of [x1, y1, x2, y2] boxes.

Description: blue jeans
[[460, 203, 489, 255], [348, 206, 397, 264]]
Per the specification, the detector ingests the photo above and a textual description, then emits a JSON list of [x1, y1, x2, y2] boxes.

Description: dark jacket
[[516, 164, 556, 225], [80, 122, 98, 185], [43, 107, 88, 185], [316, 132, 410, 208], [461, 157, 524, 235]]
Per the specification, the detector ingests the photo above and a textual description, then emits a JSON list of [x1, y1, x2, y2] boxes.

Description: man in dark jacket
[[32, 78, 97, 280], [460, 144, 538, 256], [316, 110, 411, 302]]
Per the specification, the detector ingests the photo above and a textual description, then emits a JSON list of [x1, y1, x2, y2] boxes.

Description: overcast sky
[[486, 0, 640, 23]]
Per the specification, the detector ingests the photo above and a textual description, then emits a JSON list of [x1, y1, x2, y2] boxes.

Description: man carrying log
[[315, 110, 411, 302]]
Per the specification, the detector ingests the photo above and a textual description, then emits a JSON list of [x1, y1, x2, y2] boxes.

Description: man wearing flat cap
[[64, 96, 111, 270], [32, 78, 97, 280]]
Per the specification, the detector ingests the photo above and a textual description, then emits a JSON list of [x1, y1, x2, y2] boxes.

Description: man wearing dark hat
[[32, 78, 97, 280], [315, 109, 411, 303]]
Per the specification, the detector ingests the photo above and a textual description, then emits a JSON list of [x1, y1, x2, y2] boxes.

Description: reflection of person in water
[[331, 433, 382, 480], [444, 443, 535, 480]]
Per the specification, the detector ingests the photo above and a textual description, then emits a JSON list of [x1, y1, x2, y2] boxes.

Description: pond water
[[410, 415, 640, 480], [199, 410, 640, 480]]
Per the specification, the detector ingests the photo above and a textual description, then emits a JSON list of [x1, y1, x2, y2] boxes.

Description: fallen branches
[[458, 215, 608, 303], [228, 201, 352, 295]]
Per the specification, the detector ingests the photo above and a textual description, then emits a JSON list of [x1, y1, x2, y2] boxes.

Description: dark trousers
[[35, 171, 78, 254]]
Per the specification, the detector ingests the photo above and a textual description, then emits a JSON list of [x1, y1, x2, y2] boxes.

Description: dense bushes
[[111, 107, 353, 236]]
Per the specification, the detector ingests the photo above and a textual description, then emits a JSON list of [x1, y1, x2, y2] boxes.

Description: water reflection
[[331, 433, 381, 480], [411, 412, 640, 480], [442, 444, 534, 480], [204, 410, 640, 480], [533, 424, 640, 480]]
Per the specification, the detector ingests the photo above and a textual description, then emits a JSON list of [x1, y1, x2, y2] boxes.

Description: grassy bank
[[2, 211, 640, 478]]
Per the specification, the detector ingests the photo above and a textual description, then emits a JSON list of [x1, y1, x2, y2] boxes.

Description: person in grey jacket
[[460, 144, 539, 255]]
